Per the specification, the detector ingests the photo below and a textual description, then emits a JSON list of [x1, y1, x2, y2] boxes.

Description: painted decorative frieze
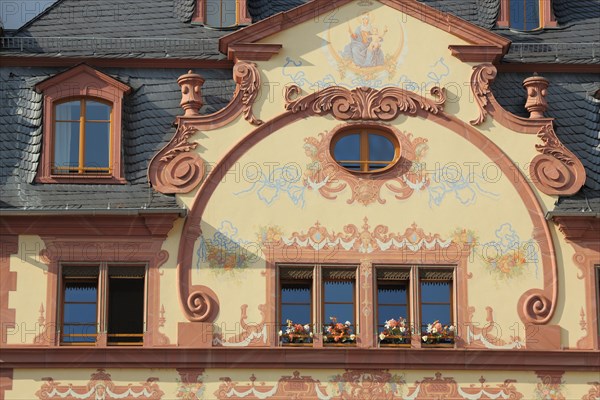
[[277, 218, 452, 254], [35, 369, 164, 399], [214, 371, 523, 400], [582, 382, 600, 400], [534, 372, 566, 400], [176, 369, 206, 400], [215, 371, 329, 399], [303, 125, 428, 206]]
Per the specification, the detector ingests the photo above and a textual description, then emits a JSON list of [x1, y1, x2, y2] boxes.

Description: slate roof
[[2, 0, 227, 60], [0, 66, 235, 210], [3, 0, 598, 64]]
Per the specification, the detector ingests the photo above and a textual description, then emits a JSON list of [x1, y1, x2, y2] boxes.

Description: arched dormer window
[[35, 64, 131, 184], [497, 0, 557, 31], [192, 0, 251, 28]]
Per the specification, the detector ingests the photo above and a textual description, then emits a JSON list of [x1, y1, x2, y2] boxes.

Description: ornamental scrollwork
[[285, 84, 446, 121], [530, 123, 586, 196]]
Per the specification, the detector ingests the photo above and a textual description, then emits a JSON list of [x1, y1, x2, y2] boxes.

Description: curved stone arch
[[177, 107, 558, 329]]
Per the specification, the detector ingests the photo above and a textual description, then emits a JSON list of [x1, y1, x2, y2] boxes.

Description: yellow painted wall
[[3, 0, 592, 370]]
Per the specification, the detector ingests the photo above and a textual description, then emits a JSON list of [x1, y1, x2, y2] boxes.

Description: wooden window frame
[[277, 264, 358, 348], [52, 98, 113, 176], [330, 127, 400, 174], [60, 275, 99, 345], [192, 0, 251, 27], [35, 64, 131, 184], [373, 265, 456, 349], [278, 276, 313, 347], [375, 268, 411, 348], [497, 0, 557, 29], [58, 263, 148, 347]]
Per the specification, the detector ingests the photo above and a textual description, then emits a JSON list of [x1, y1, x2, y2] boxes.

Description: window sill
[[36, 175, 127, 185]]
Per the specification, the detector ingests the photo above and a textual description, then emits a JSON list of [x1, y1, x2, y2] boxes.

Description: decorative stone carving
[[149, 61, 262, 195], [469, 63, 554, 132], [285, 84, 446, 121], [150, 124, 205, 194], [470, 63, 497, 126], [523, 74, 549, 119], [178, 70, 205, 117], [234, 61, 263, 126], [529, 123, 586, 196]]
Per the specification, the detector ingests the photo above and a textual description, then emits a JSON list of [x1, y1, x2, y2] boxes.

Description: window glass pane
[[86, 101, 110, 121], [55, 101, 80, 121], [368, 134, 395, 162], [377, 283, 408, 304], [324, 280, 354, 302], [54, 122, 80, 169], [63, 303, 97, 324], [421, 304, 451, 325], [107, 276, 144, 344], [205, 0, 221, 26], [510, 0, 540, 30], [64, 281, 97, 302], [221, 0, 237, 27], [333, 134, 360, 162], [378, 305, 408, 326], [281, 285, 311, 303], [324, 303, 354, 325], [84, 122, 110, 169], [421, 281, 451, 303], [281, 304, 311, 326]]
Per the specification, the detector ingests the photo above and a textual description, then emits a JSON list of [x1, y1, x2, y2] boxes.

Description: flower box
[[323, 317, 356, 345], [279, 320, 313, 345]]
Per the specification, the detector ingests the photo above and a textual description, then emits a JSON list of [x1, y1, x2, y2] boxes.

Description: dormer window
[[53, 99, 112, 175], [497, 0, 557, 31], [192, 0, 251, 28], [35, 64, 131, 184]]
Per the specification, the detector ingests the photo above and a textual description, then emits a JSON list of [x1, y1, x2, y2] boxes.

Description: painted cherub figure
[[367, 26, 388, 52]]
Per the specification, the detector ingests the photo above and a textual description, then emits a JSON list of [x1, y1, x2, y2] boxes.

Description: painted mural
[[214, 370, 525, 400], [328, 12, 405, 82], [34, 369, 164, 400]]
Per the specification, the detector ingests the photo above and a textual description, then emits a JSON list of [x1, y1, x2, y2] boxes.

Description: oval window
[[331, 128, 399, 173]]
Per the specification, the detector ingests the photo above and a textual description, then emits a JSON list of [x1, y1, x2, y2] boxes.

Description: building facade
[[1, 0, 599, 399]]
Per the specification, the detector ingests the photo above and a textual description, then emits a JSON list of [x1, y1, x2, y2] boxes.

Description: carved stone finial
[[177, 70, 205, 116], [523, 74, 549, 119]]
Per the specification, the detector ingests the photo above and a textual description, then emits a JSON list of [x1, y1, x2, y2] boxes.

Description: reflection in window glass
[[53, 99, 111, 174], [377, 282, 408, 328], [323, 280, 355, 326], [332, 129, 397, 172], [420, 279, 453, 344], [510, 0, 540, 31], [62, 279, 97, 343], [205, 0, 237, 27], [281, 282, 311, 327]]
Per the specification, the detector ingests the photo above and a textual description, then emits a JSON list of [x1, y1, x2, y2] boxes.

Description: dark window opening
[[107, 267, 145, 345]]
